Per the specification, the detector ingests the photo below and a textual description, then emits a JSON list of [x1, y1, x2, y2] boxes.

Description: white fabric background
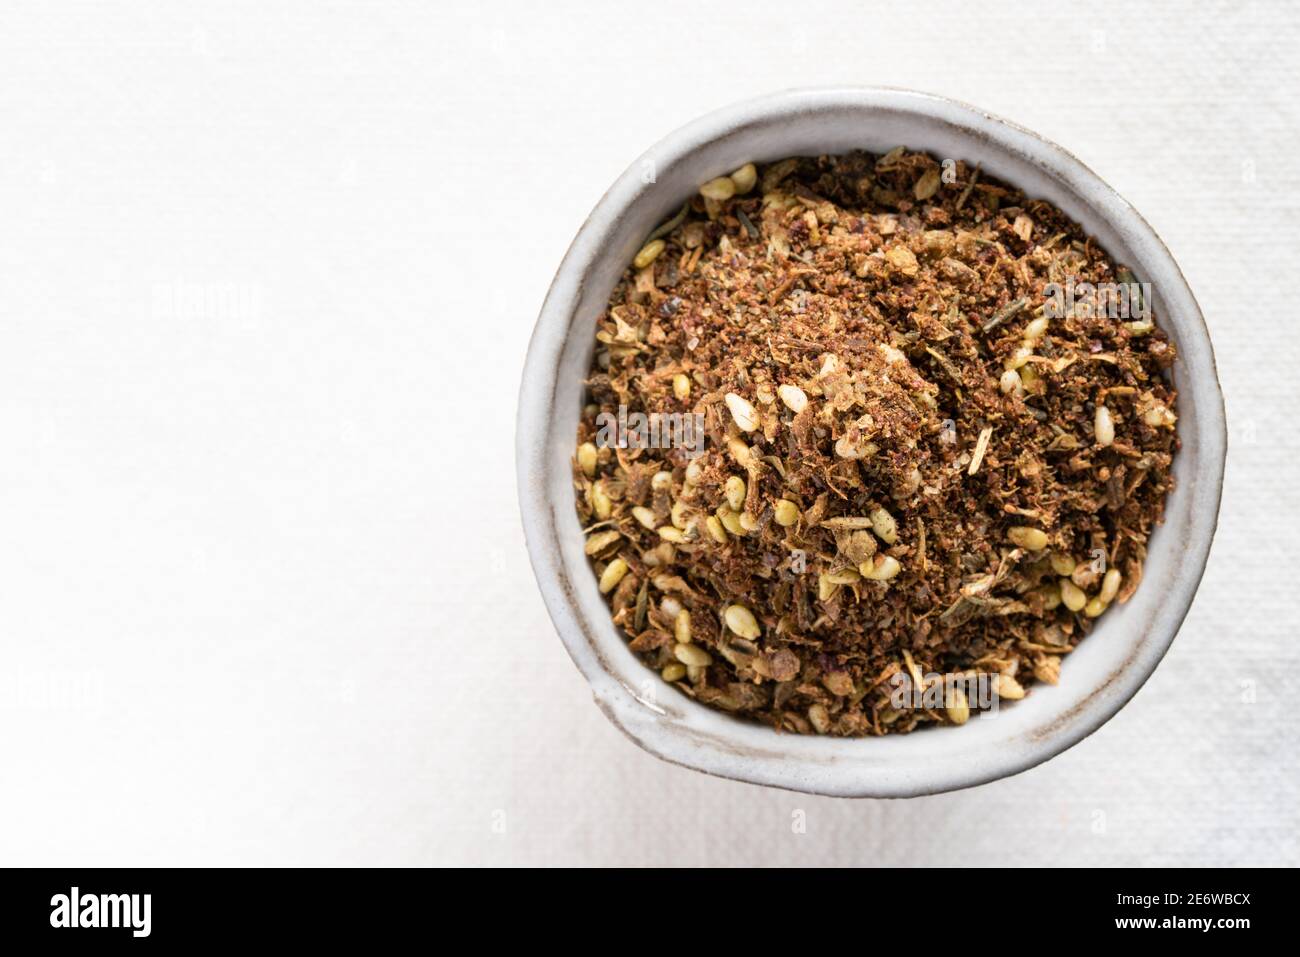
[[1, 1, 1295, 866]]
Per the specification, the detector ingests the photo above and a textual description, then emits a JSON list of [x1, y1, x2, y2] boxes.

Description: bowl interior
[[518, 89, 1225, 796]]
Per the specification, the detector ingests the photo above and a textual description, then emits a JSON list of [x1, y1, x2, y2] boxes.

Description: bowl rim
[[517, 86, 1227, 797]]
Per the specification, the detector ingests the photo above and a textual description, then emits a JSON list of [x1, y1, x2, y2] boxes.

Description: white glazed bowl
[[517, 88, 1226, 797]]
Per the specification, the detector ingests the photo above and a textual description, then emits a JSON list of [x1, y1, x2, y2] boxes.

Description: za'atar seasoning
[[573, 151, 1177, 736]]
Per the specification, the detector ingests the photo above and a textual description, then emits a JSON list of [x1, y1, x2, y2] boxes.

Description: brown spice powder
[[573, 151, 1178, 736]]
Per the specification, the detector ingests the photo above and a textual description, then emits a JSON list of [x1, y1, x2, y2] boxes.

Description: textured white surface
[[0, 1, 1295, 866]]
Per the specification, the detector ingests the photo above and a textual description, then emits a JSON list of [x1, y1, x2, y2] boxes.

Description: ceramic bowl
[[516, 87, 1226, 797]]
